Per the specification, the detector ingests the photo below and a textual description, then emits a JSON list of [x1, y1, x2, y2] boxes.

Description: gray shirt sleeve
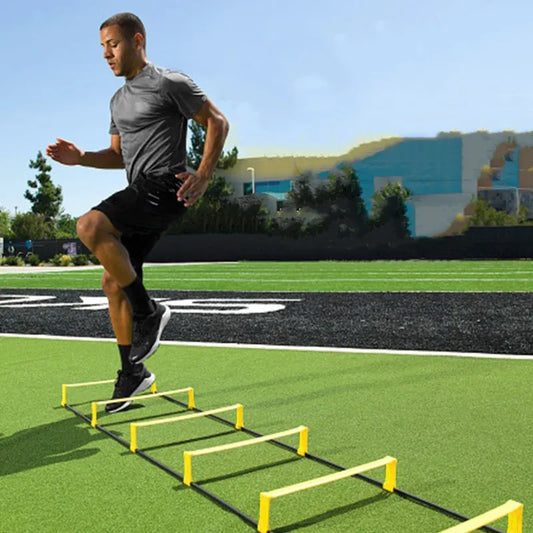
[[109, 116, 119, 135], [109, 97, 119, 135], [163, 72, 207, 119]]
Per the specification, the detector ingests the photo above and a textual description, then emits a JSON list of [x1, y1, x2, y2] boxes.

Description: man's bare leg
[[77, 208, 170, 364], [101, 270, 132, 345], [77, 209, 154, 316], [77, 210, 137, 287]]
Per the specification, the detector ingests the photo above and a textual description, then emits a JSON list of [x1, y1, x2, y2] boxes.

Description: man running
[[46, 12, 229, 412]]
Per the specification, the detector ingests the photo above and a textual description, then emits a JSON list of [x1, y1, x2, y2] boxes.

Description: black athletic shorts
[[92, 173, 187, 278]]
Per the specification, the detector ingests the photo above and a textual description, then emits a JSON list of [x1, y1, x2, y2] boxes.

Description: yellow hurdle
[[439, 500, 523, 533], [130, 404, 244, 453], [257, 455, 397, 533], [61, 379, 119, 407], [91, 386, 192, 428], [183, 425, 308, 486]]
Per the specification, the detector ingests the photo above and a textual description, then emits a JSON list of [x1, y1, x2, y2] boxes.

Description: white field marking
[[1, 333, 531, 361], [144, 262, 239, 267], [0, 296, 301, 314], [162, 298, 301, 315], [0, 263, 235, 275], [0, 266, 103, 275], [0, 295, 57, 306], [149, 270, 533, 276], [145, 277, 532, 283], [144, 262, 529, 268], [147, 266, 533, 272], [0, 295, 110, 310]]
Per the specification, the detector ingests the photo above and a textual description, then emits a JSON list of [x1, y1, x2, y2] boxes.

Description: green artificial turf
[[0, 260, 532, 292], [1, 336, 531, 532]]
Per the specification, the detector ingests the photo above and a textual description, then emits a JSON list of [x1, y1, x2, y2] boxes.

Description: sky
[[2, 0, 533, 217]]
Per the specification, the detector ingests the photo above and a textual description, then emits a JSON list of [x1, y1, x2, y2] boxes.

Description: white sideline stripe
[[140, 277, 533, 282], [144, 262, 240, 266], [1, 333, 532, 360], [0, 266, 103, 274], [0, 262, 236, 275]]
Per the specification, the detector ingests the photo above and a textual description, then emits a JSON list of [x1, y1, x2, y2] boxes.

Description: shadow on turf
[[101, 407, 189, 428], [173, 456, 302, 491], [0, 417, 103, 477], [138, 429, 237, 453], [274, 492, 390, 532]]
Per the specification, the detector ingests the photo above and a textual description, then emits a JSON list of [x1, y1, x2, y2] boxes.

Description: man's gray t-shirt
[[109, 62, 206, 186]]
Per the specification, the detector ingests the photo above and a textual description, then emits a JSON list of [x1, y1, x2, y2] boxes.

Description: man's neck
[[125, 59, 148, 80]]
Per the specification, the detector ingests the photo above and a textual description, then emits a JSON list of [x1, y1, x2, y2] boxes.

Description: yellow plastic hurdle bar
[[257, 455, 397, 533], [61, 379, 128, 407], [130, 404, 244, 453], [183, 425, 308, 486], [439, 500, 523, 533], [91, 387, 194, 428]]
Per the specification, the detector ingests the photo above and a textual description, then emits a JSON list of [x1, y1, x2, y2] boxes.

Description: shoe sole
[[105, 372, 156, 414], [132, 305, 171, 364]]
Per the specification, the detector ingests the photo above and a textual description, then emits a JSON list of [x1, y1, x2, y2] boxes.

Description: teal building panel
[[352, 138, 463, 198], [493, 148, 519, 188]]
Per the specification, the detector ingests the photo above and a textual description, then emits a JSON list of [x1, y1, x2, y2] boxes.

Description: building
[[220, 131, 533, 237]]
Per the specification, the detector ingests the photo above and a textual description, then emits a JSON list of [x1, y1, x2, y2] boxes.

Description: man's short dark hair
[[100, 12, 146, 49]]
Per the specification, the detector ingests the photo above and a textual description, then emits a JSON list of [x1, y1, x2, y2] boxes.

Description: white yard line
[[142, 277, 533, 282], [0, 262, 237, 275], [0, 265, 103, 274], [144, 262, 239, 266], [1, 333, 531, 360]]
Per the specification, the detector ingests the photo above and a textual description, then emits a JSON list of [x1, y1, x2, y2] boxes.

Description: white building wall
[[412, 193, 472, 237]]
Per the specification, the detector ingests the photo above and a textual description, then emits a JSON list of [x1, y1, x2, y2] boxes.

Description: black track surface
[[1, 289, 531, 355]]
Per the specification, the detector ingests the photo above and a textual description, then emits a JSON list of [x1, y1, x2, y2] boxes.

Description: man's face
[[100, 24, 141, 79]]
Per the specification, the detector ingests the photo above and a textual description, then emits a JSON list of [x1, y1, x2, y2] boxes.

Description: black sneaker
[[129, 302, 171, 364], [105, 367, 156, 413]]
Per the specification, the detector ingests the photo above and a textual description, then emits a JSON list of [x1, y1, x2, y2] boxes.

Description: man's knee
[[77, 210, 115, 249]]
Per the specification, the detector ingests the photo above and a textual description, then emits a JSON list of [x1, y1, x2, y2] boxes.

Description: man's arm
[[46, 135, 124, 169], [176, 99, 229, 207]]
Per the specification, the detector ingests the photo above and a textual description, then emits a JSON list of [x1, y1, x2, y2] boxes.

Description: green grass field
[[1, 260, 531, 532], [0, 259, 532, 292]]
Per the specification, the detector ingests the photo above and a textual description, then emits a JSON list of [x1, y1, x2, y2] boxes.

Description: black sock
[[118, 344, 142, 373], [122, 277, 154, 316]]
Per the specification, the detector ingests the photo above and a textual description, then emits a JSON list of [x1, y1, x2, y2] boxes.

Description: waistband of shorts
[[133, 171, 185, 195]]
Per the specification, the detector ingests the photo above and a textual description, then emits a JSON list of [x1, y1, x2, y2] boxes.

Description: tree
[[467, 199, 529, 227], [272, 165, 368, 237], [187, 122, 205, 170], [201, 174, 233, 204], [187, 122, 238, 170], [0, 207, 12, 238], [25, 151, 63, 220], [168, 175, 231, 233], [370, 182, 411, 239], [324, 165, 368, 235], [286, 172, 315, 208], [11, 213, 57, 240], [167, 175, 270, 234], [56, 213, 79, 238]]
